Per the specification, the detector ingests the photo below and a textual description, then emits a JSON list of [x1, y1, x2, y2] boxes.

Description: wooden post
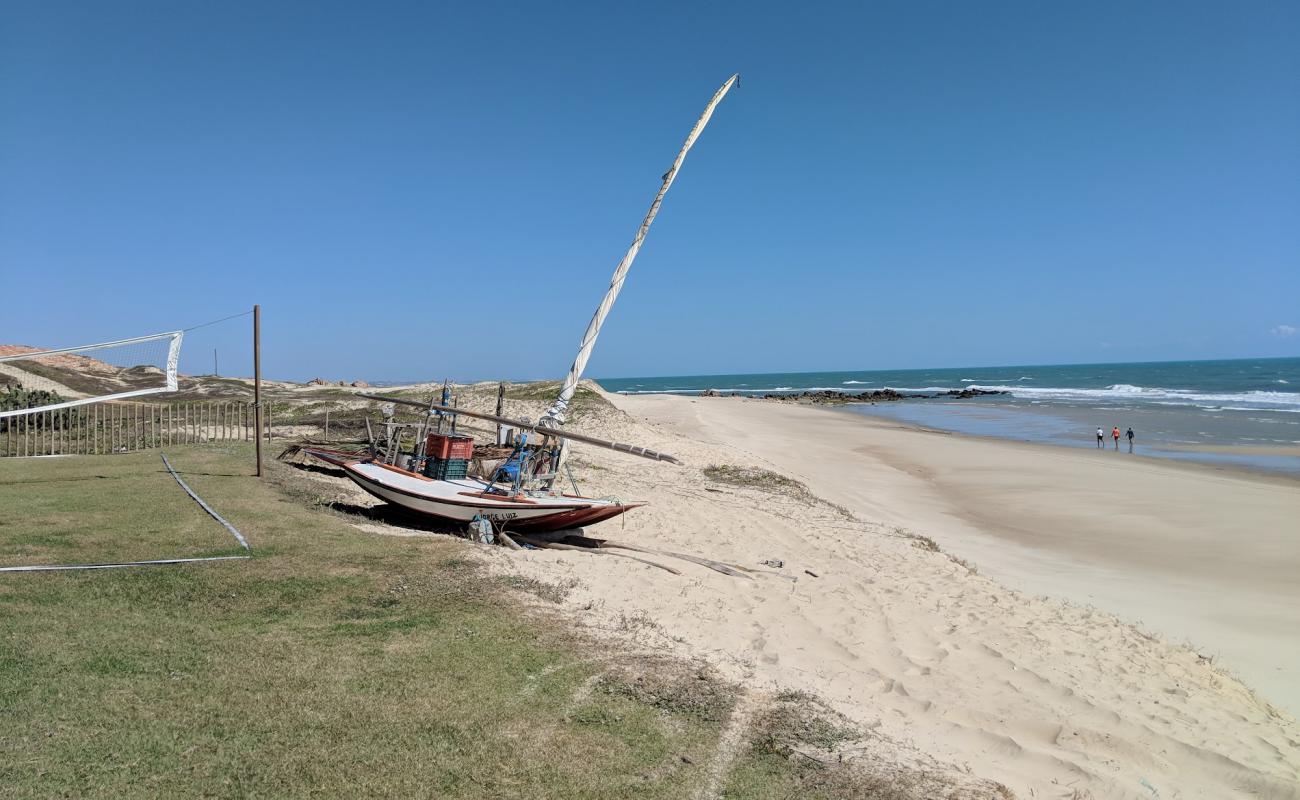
[[495, 382, 506, 443], [254, 304, 262, 476]]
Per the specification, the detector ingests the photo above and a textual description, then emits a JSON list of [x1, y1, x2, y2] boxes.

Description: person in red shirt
[[1111, 426, 1121, 450]]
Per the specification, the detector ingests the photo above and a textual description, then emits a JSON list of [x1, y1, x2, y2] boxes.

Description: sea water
[[597, 358, 1300, 476]]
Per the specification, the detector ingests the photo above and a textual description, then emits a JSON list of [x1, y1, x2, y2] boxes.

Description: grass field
[[0, 445, 925, 798]]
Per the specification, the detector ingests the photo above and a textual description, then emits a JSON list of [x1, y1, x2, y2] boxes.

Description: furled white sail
[[540, 74, 739, 428]]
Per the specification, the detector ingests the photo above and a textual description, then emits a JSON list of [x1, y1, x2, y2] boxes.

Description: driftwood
[[496, 529, 524, 551], [513, 536, 682, 575], [517, 530, 749, 579], [598, 542, 751, 579]]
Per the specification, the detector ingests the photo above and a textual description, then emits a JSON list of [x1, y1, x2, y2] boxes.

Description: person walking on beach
[[1096, 427, 1105, 448], [1126, 426, 1135, 453], [1112, 426, 1121, 450]]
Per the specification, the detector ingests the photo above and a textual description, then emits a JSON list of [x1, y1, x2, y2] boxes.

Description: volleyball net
[[0, 330, 183, 419]]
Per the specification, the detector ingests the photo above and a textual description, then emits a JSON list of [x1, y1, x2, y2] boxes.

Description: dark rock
[[856, 389, 904, 402], [940, 388, 1008, 399]]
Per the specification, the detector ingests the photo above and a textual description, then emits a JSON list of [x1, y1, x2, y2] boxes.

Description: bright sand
[[382, 390, 1300, 797]]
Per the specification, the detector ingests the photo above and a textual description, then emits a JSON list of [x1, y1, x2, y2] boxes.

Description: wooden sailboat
[[304, 75, 738, 532], [300, 445, 645, 531]]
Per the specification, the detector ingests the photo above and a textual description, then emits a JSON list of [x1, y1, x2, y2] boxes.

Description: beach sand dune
[[442, 391, 1300, 798]]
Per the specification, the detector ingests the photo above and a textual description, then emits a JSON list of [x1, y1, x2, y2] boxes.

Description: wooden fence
[[1, 401, 267, 458]]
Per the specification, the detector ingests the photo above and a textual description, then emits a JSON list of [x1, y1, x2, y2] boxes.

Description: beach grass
[[702, 465, 810, 496]]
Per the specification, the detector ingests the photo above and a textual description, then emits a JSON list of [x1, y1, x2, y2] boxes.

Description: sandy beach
[[631, 395, 1300, 712], [416, 389, 1300, 798]]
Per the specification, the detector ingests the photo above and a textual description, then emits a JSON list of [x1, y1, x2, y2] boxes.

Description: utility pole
[[213, 348, 219, 377], [253, 304, 262, 477]]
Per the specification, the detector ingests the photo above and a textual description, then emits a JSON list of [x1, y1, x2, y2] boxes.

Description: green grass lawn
[[0, 446, 731, 798], [0, 453, 246, 567]]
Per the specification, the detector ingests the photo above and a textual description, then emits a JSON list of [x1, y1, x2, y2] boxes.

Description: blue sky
[[2, 1, 1297, 382]]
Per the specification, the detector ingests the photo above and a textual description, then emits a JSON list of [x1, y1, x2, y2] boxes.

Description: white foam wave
[[964, 383, 1300, 411], [1220, 406, 1300, 413], [619, 381, 1300, 411]]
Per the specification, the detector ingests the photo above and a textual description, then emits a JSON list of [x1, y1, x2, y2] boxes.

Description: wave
[[964, 383, 1300, 411], [1220, 406, 1300, 413], [616, 381, 1300, 411]]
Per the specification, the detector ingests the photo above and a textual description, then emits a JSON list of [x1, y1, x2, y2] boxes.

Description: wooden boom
[[357, 393, 683, 466]]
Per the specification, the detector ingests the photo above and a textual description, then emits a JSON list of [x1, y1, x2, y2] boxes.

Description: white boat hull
[[301, 448, 641, 532]]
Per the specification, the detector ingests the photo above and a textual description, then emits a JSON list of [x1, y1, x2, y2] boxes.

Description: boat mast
[[539, 74, 739, 429]]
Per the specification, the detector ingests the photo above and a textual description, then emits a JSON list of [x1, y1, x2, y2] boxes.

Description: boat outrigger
[[300, 75, 738, 533]]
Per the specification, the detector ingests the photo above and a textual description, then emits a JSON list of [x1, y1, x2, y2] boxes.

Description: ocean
[[597, 358, 1300, 475]]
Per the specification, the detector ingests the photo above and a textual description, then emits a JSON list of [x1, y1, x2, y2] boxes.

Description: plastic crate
[[426, 457, 469, 480], [426, 433, 474, 460]]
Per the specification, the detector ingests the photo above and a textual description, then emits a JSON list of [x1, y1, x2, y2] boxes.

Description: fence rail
[[0, 401, 267, 458]]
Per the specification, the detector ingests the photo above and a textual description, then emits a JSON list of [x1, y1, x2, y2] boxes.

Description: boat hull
[[301, 447, 641, 533]]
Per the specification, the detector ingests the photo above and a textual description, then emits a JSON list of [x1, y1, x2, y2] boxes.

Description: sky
[[2, 1, 1297, 382]]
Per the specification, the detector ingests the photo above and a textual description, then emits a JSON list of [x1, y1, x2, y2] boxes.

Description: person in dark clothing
[[1126, 427, 1135, 453]]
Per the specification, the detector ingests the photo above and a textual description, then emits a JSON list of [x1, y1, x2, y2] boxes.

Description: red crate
[[426, 433, 473, 460]]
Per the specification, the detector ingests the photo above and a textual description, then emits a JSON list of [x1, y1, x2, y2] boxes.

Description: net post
[[254, 304, 262, 477]]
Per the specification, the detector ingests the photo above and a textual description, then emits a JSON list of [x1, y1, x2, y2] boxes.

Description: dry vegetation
[[702, 465, 814, 499]]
